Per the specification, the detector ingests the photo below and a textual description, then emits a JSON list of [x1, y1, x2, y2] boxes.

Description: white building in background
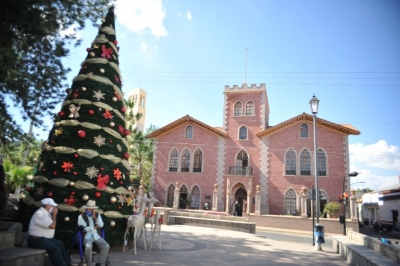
[[127, 88, 147, 132]]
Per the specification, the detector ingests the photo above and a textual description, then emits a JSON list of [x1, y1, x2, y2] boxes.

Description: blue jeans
[[27, 236, 71, 266]]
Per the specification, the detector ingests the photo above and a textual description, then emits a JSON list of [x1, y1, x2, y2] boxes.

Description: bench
[[332, 234, 398, 266], [167, 212, 256, 234]]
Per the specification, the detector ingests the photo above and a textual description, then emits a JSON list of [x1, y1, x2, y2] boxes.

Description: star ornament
[[102, 109, 113, 119], [101, 45, 113, 59], [126, 197, 133, 206], [113, 168, 122, 180], [61, 161, 74, 172], [54, 128, 63, 136]]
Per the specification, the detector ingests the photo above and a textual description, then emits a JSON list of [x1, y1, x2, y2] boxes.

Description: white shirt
[[28, 207, 55, 238], [77, 213, 104, 241]]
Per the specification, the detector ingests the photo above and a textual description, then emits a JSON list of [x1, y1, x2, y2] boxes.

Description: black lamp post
[[310, 94, 324, 251], [340, 171, 359, 235]]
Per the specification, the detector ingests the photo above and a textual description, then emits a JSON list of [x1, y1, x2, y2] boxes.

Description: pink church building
[[146, 83, 360, 216]]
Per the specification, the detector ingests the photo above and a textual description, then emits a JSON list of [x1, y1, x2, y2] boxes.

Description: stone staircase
[[0, 223, 46, 266]]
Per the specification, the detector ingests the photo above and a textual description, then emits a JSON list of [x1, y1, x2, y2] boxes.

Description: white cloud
[[141, 42, 148, 51], [115, 0, 167, 36], [347, 168, 399, 191], [185, 11, 192, 21], [177, 12, 181, 17], [141, 42, 158, 52], [350, 140, 400, 170]]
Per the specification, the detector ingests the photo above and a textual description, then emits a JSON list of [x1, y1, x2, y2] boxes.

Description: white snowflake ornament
[[93, 90, 105, 101], [94, 135, 106, 147], [86, 166, 99, 179], [116, 144, 122, 152]]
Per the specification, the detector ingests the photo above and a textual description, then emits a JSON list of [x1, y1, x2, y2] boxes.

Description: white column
[[225, 178, 231, 213], [350, 190, 357, 221], [255, 185, 261, 215], [173, 182, 180, 210], [301, 187, 308, 218], [212, 183, 218, 211]]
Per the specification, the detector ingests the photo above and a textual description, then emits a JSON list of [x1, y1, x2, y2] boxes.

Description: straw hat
[[82, 200, 99, 209]]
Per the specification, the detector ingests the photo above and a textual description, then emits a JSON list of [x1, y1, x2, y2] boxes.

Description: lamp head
[[309, 94, 319, 115], [348, 171, 359, 177]]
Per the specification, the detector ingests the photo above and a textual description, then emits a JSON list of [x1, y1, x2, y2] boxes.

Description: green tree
[[2, 160, 32, 193], [0, 0, 115, 144], [323, 201, 341, 217], [128, 125, 157, 189], [20, 7, 133, 246]]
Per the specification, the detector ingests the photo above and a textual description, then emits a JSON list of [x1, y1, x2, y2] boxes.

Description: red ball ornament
[[26, 187, 32, 192], [71, 191, 76, 195], [53, 171, 57, 175], [47, 192, 53, 197], [100, 167, 104, 171], [77, 130, 86, 138], [73, 172, 78, 176], [123, 152, 130, 159], [113, 40, 118, 45], [120, 106, 126, 113], [120, 181, 123, 185], [88, 110, 94, 115], [95, 192, 101, 198], [118, 206, 122, 210], [58, 111, 65, 117], [86, 48, 91, 52], [124, 129, 130, 136], [109, 140, 113, 143], [74, 153, 79, 158], [42, 168, 46, 172]]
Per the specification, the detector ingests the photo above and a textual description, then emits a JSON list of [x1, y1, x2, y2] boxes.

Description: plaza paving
[[71, 225, 348, 266]]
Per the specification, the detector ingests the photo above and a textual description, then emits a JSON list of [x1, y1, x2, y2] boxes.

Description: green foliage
[[2, 160, 33, 192], [323, 201, 341, 216], [127, 125, 157, 188], [0, 0, 115, 143]]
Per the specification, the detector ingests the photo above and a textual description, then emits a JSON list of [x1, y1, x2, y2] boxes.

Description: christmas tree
[[19, 6, 134, 246]]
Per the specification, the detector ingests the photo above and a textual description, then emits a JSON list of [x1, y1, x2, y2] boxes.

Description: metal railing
[[228, 166, 252, 176]]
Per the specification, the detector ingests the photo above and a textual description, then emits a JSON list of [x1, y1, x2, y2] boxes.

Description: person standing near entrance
[[233, 200, 239, 216]]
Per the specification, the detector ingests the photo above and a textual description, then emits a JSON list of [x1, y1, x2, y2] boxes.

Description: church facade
[[145, 83, 360, 215]]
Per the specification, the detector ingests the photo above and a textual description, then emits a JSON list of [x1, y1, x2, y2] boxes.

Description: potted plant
[[323, 201, 341, 218]]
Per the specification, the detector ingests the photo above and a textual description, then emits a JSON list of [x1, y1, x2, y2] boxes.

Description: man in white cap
[[78, 200, 109, 266], [27, 198, 72, 266]]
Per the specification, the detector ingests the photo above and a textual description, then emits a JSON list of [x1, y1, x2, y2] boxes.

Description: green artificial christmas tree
[[19, 6, 134, 246]]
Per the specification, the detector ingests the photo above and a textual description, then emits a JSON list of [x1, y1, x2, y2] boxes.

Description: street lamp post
[[310, 94, 324, 251], [340, 171, 359, 235]]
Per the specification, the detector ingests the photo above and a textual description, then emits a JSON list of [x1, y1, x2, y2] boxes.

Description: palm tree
[[128, 126, 156, 188], [2, 160, 32, 194]]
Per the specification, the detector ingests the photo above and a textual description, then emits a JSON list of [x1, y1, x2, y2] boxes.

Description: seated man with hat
[[27, 198, 72, 266], [78, 200, 110, 266]]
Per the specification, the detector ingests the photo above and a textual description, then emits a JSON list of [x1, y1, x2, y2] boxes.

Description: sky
[[16, 0, 400, 192]]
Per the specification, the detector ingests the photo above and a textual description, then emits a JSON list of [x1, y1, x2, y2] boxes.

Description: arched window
[[300, 150, 311, 175], [285, 189, 297, 215], [239, 126, 247, 139], [166, 184, 174, 207], [234, 102, 242, 116], [317, 149, 327, 176], [285, 149, 296, 175], [300, 123, 308, 137], [234, 150, 250, 175], [191, 186, 200, 209], [169, 149, 178, 172], [185, 125, 193, 139], [245, 101, 254, 116], [181, 148, 190, 172], [193, 149, 202, 172]]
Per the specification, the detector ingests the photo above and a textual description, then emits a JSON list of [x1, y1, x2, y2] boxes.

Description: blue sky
[[17, 0, 400, 191]]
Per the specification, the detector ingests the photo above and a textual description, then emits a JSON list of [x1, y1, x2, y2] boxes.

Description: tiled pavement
[[71, 225, 348, 266]]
